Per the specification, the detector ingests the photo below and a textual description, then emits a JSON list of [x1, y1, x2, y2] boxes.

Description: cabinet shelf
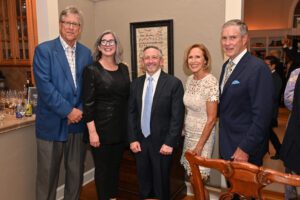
[[249, 30, 288, 60]]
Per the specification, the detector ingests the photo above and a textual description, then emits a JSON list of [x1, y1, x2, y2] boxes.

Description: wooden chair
[[185, 150, 300, 200]]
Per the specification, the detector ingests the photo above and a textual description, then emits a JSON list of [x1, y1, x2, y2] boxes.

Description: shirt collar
[[59, 36, 77, 51], [230, 48, 247, 65], [146, 68, 161, 82]]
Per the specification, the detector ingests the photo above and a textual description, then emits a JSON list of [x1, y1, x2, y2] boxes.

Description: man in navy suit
[[33, 6, 92, 200], [219, 19, 273, 166], [128, 46, 184, 200]]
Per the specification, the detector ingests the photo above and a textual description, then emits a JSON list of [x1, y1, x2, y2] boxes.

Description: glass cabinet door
[[0, 0, 30, 65], [16, 0, 29, 60], [0, 0, 13, 61]]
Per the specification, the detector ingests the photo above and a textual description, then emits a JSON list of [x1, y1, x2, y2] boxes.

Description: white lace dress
[[180, 74, 219, 177]]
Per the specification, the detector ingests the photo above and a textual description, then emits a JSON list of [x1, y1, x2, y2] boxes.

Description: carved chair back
[[185, 150, 300, 200]]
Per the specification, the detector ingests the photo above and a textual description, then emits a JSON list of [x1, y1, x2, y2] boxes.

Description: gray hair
[[93, 30, 123, 64], [59, 6, 83, 26], [141, 46, 163, 58], [222, 19, 248, 36]]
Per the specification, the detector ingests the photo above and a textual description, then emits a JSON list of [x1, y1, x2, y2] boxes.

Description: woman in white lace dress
[[180, 43, 219, 179]]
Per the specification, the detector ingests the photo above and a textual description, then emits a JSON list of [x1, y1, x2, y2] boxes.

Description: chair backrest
[[185, 150, 300, 200]]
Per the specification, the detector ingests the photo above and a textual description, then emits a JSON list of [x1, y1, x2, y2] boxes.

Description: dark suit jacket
[[219, 52, 273, 166], [271, 71, 282, 126], [33, 37, 92, 141], [128, 71, 184, 151], [82, 62, 130, 144], [280, 74, 300, 174]]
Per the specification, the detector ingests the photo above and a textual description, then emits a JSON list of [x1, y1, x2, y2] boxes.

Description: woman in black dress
[[83, 30, 130, 200]]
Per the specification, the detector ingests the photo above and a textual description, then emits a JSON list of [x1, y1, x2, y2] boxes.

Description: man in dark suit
[[128, 46, 184, 200], [281, 70, 300, 200], [33, 6, 92, 200], [219, 19, 273, 166], [264, 56, 282, 160]]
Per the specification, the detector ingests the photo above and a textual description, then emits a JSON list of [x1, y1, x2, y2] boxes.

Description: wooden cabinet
[[249, 30, 290, 60], [0, 0, 37, 66], [249, 36, 284, 60]]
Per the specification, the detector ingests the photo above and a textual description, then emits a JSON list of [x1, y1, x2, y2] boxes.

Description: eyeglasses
[[100, 39, 116, 46], [61, 21, 80, 28]]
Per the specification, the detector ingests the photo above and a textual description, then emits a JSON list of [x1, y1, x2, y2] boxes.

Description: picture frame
[[130, 19, 174, 79]]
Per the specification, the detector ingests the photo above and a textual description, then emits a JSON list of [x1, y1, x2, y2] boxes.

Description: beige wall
[[38, 0, 227, 82], [244, 0, 296, 30], [92, 0, 226, 82]]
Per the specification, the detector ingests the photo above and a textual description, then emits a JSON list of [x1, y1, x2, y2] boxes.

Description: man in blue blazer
[[219, 19, 273, 166], [128, 46, 184, 200], [33, 6, 92, 200]]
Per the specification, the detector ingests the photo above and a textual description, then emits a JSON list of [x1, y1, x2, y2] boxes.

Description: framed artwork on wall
[[130, 19, 174, 79]]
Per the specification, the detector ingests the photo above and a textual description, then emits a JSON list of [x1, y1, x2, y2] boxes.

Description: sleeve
[[33, 46, 73, 118], [164, 79, 185, 147], [128, 80, 139, 143], [284, 69, 300, 111], [82, 66, 96, 122], [207, 75, 219, 102]]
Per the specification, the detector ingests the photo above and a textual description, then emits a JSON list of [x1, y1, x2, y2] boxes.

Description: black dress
[[83, 61, 130, 200]]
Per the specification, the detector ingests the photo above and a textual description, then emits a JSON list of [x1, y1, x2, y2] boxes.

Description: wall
[[92, 0, 226, 83], [244, 0, 296, 30]]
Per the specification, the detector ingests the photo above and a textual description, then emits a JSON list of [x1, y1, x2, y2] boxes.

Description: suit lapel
[[55, 38, 76, 93], [75, 45, 84, 91], [151, 71, 167, 112], [137, 76, 146, 114], [222, 52, 250, 94]]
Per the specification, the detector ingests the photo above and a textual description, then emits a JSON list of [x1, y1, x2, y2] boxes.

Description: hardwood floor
[[80, 108, 291, 200]]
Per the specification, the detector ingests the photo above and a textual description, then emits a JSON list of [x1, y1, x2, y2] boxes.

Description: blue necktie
[[141, 77, 153, 138]]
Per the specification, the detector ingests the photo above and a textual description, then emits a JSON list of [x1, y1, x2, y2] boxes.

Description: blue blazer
[[33, 37, 92, 141], [219, 52, 273, 166]]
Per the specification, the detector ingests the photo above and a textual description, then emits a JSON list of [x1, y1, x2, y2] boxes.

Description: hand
[[67, 108, 82, 124], [192, 145, 203, 156], [159, 144, 173, 155], [89, 132, 100, 148], [282, 38, 292, 47], [231, 147, 249, 162], [130, 141, 141, 153]]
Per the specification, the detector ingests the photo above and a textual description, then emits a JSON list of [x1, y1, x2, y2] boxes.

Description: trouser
[[36, 133, 86, 200], [91, 143, 125, 200], [269, 127, 281, 154], [285, 168, 299, 200], [135, 136, 173, 200]]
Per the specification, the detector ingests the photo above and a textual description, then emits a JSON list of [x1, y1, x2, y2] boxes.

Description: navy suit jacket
[[128, 71, 184, 151], [33, 37, 92, 141], [219, 52, 273, 166], [280, 74, 300, 174]]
